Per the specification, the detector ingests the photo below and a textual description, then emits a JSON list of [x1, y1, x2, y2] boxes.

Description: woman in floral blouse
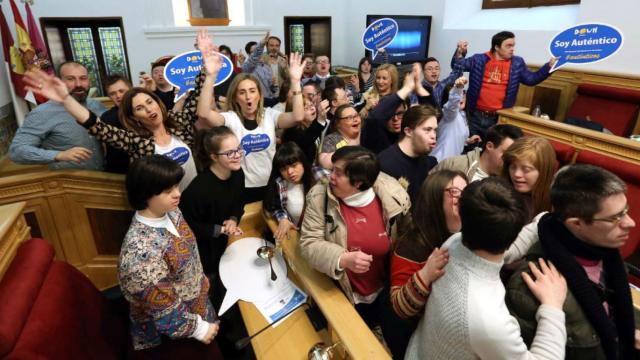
[[118, 155, 220, 352]]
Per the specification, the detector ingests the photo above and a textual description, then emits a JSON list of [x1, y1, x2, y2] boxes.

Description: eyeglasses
[[315, 60, 330, 64], [445, 187, 463, 198], [338, 114, 360, 122], [393, 110, 406, 118], [216, 147, 245, 158], [591, 204, 630, 226]]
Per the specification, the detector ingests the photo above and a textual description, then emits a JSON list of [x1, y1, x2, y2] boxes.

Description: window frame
[[40, 17, 132, 97], [186, 0, 230, 26], [482, 0, 580, 9]]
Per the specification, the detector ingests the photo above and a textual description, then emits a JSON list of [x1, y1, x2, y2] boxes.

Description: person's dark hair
[[551, 164, 626, 222], [491, 31, 515, 53], [194, 126, 236, 172], [321, 86, 340, 103], [57, 61, 87, 76], [104, 74, 132, 93], [460, 177, 527, 254], [357, 57, 372, 91], [396, 170, 468, 254], [400, 105, 440, 139], [481, 124, 524, 152], [267, 36, 281, 46], [331, 146, 379, 191], [151, 57, 171, 72], [324, 76, 345, 90], [126, 155, 184, 211], [423, 57, 439, 66], [264, 142, 314, 214], [119, 87, 175, 138], [303, 79, 321, 90], [303, 53, 315, 62], [244, 41, 257, 55], [218, 44, 232, 57]]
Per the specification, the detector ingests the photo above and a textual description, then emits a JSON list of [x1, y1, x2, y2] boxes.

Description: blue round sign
[[362, 18, 398, 60], [549, 23, 623, 72], [164, 50, 234, 102]]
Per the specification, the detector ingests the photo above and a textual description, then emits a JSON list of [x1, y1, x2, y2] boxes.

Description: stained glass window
[[67, 28, 103, 96], [289, 25, 305, 54], [98, 27, 129, 79]]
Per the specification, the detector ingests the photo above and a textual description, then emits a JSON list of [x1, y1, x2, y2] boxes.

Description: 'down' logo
[[161, 147, 190, 165], [241, 133, 271, 155]]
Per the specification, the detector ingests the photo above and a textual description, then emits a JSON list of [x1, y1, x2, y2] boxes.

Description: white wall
[[1, 0, 638, 111]]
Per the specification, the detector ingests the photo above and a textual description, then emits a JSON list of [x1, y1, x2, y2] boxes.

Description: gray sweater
[[404, 233, 566, 360]]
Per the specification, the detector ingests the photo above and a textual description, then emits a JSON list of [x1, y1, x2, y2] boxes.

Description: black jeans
[[469, 109, 499, 140], [354, 286, 417, 359]]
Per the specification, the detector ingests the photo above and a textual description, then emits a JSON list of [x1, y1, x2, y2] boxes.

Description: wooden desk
[[0, 202, 30, 279], [228, 202, 329, 359]]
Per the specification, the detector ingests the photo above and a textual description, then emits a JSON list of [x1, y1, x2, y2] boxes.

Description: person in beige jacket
[[299, 145, 411, 357]]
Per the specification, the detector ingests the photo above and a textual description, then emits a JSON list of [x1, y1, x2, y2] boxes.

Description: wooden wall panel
[[0, 171, 128, 289]]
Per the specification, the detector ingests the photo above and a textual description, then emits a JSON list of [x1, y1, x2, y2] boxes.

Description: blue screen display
[[366, 15, 432, 65]]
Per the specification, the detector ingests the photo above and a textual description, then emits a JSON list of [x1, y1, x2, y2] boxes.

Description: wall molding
[[143, 25, 270, 39]]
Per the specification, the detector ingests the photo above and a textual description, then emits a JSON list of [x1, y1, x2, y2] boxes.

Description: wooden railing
[[0, 170, 129, 290], [262, 212, 391, 360], [498, 108, 640, 165], [0, 168, 390, 359], [0, 202, 30, 279]]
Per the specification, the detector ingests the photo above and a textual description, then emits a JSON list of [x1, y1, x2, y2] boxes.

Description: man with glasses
[[242, 32, 287, 106], [303, 55, 332, 90], [303, 80, 322, 108], [506, 164, 639, 359]]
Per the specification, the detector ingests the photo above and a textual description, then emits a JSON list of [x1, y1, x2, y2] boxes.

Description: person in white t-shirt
[[196, 30, 307, 203]]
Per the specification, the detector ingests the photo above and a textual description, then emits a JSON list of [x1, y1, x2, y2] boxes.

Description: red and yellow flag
[[0, 5, 27, 98], [9, 0, 35, 70]]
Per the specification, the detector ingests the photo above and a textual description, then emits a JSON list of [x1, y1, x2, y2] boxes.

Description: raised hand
[[317, 99, 330, 122], [260, 31, 270, 47], [24, 69, 70, 103], [418, 247, 449, 284], [454, 76, 468, 88], [456, 40, 469, 58], [401, 72, 416, 92], [288, 52, 306, 82], [549, 56, 559, 69], [413, 62, 430, 97], [139, 73, 156, 91]]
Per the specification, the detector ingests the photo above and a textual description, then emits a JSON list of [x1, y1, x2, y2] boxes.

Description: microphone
[[234, 303, 309, 350]]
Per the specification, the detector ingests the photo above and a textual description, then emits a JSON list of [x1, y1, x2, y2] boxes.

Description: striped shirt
[[9, 99, 106, 170]]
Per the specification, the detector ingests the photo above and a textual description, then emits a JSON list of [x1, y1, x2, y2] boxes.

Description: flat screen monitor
[[365, 15, 432, 65]]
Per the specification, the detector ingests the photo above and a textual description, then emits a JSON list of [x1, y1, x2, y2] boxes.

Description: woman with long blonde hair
[[196, 31, 307, 203], [359, 63, 399, 119]]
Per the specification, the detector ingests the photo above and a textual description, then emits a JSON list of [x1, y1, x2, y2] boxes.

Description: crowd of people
[[9, 27, 639, 359]]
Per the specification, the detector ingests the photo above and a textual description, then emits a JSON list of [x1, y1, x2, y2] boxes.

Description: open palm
[[24, 69, 69, 103], [288, 52, 306, 82]]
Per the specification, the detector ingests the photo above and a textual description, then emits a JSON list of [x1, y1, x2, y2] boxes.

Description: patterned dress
[[81, 74, 205, 160], [118, 208, 214, 350]]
